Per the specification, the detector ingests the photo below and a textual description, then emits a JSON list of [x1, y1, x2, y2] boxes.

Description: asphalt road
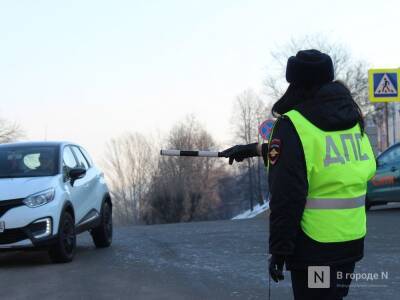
[[1, 204, 399, 300]]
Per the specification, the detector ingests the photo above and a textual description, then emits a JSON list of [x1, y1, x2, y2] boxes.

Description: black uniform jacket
[[267, 82, 366, 270]]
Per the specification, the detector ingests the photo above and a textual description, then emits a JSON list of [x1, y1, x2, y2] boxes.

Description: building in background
[[387, 102, 400, 147], [367, 102, 400, 155]]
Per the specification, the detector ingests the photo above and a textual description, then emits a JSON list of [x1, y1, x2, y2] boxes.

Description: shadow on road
[[0, 245, 93, 268]]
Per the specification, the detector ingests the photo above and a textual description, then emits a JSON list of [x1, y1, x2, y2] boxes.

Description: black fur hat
[[286, 49, 334, 86]]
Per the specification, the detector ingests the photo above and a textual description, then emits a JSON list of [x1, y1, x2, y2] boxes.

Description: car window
[[63, 147, 78, 169], [378, 146, 400, 165], [0, 146, 58, 178], [71, 146, 89, 170], [79, 147, 93, 167]]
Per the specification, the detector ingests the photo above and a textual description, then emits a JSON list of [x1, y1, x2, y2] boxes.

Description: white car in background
[[0, 141, 112, 263]]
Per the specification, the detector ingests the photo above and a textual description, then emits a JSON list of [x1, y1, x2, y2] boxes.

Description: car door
[[70, 146, 98, 219], [368, 145, 400, 202], [62, 146, 88, 224]]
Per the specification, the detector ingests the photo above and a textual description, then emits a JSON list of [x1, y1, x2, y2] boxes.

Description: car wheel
[[48, 211, 76, 263], [91, 201, 112, 248]]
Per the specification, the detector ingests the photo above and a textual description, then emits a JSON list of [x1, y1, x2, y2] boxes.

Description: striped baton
[[160, 150, 225, 158]]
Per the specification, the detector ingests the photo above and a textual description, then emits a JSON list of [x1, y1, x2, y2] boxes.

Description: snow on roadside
[[232, 201, 270, 220]]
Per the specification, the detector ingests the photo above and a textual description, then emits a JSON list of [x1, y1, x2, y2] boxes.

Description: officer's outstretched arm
[[221, 142, 265, 165]]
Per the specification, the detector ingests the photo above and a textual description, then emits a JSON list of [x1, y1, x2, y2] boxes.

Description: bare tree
[[231, 89, 271, 209], [264, 35, 375, 116], [0, 118, 23, 143], [144, 115, 223, 224], [103, 133, 155, 224]]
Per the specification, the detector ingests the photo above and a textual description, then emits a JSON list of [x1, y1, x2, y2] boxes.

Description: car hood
[[0, 176, 59, 200]]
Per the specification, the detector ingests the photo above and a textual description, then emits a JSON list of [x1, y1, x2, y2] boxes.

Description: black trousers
[[290, 262, 355, 300]]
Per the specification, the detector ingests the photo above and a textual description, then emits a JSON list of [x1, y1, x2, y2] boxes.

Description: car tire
[[48, 211, 76, 263], [91, 201, 112, 248]]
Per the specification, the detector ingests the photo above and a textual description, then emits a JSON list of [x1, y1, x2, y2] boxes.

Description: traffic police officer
[[222, 49, 376, 299]]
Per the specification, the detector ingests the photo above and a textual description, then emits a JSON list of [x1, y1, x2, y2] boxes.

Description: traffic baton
[[160, 149, 225, 158]]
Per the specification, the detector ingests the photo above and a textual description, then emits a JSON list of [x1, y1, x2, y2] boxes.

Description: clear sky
[[0, 0, 398, 162]]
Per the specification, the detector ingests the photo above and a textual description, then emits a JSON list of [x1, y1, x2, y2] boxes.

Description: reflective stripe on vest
[[305, 195, 365, 209]]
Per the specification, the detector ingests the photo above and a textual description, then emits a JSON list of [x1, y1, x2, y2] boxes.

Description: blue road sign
[[373, 73, 398, 98], [259, 119, 275, 140], [369, 69, 400, 102]]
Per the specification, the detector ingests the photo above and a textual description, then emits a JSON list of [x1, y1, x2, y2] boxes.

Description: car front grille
[[0, 199, 24, 218], [0, 228, 27, 244]]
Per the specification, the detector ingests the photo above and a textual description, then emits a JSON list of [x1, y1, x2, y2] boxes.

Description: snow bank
[[232, 201, 270, 220]]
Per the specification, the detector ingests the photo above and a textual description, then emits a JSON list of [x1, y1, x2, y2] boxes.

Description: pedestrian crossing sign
[[369, 69, 400, 102]]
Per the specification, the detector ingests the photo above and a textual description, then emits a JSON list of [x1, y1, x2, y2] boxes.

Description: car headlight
[[23, 188, 55, 208]]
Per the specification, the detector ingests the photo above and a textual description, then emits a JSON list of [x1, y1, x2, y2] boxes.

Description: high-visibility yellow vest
[[281, 109, 376, 243]]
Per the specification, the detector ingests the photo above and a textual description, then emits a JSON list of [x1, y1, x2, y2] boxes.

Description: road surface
[[1, 204, 399, 299]]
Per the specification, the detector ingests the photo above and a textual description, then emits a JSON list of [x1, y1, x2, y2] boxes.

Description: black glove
[[220, 143, 259, 165], [269, 254, 285, 282]]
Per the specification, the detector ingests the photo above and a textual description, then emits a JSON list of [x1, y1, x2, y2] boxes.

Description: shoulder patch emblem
[[269, 139, 281, 165]]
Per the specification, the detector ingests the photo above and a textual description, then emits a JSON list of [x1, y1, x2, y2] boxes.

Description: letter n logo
[[308, 266, 330, 288]]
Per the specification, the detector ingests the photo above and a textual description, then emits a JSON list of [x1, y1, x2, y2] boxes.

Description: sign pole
[[393, 103, 397, 145], [386, 102, 389, 147]]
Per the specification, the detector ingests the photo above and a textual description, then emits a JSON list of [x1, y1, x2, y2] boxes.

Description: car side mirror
[[69, 167, 86, 186]]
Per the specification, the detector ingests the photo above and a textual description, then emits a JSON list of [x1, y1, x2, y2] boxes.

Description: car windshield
[[0, 145, 59, 178]]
